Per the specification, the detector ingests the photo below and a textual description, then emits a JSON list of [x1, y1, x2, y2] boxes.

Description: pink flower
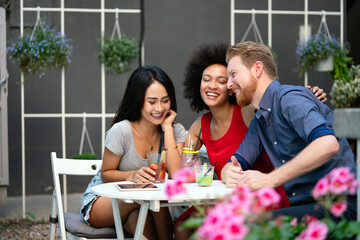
[[255, 187, 281, 208], [329, 167, 351, 182], [225, 220, 249, 240], [173, 168, 196, 182], [314, 167, 358, 197], [328, 167, 353, 195], [165, 180, 186, 199], [307, 221, 328, 240], [313, 177, 329, 199], [296, 231, 307, 240], [251, 188, 280, 214], [296, 221, 328, 240], [165, 168, 196, 199], [330, 200, 347, 217], [198, 202, 249, 240], [303, 214, 318, 224], [290, 218, 298, 226], [229, 186, 253, 215], [348, 178, 359, 195], [329, 178, 349, 195]]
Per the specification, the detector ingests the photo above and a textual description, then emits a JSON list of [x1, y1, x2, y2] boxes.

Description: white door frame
[[0, 7, 9, 205]]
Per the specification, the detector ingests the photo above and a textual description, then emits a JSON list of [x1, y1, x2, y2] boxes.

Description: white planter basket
[[315, 56, 334, 72]]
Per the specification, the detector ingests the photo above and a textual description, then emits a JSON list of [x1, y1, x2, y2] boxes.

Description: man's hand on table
[[224, 156, 242, 188], [224, 156, 273, 191]]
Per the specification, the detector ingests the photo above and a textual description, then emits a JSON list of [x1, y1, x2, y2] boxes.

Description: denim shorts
[[80, 170, 104, 223]]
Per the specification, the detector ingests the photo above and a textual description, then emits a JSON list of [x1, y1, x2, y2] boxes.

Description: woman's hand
[[161, 109, 177, 132], [129, 167, 156, 183], [308, 85, 327, 103]]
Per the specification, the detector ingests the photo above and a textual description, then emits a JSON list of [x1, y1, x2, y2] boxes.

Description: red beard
[[236, 75, 257, 107]]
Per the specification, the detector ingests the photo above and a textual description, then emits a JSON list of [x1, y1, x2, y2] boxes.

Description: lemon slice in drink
[[203, 163, 208, 172], [160, 150, 166, 162]]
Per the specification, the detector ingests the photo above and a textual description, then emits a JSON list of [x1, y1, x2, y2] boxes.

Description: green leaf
[[179, 217, 204, 230]]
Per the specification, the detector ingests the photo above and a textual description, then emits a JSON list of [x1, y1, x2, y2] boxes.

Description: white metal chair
[[49, 152, 132, 240]]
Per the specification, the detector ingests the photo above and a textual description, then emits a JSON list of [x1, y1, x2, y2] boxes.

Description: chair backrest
[[51, 152, 103, 239]]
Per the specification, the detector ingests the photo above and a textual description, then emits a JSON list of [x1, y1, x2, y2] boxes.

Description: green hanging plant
[[97, 34, 139, 75], [97, 11, 139, 75], [7, 19, 73, 79], [296, 33, 352, 81], [72, 152, 97, 160]]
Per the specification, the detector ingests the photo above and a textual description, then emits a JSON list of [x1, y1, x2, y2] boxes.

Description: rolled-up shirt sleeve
[[280, 91, 330, 143]]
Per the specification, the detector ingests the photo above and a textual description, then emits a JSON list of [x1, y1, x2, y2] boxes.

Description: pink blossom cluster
[[296, 221, 328, 240], [164, 167, 359, 239], [196, 186, 280, 240], [312, 167, 358, 217], [313, 167, 358, 199], [165, 168, 195, 199]]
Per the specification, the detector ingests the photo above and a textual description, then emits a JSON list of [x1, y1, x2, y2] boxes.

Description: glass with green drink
[[194, 163, 214, 187]]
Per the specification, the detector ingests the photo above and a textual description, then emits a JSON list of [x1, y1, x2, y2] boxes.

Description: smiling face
[[227, 56, 257, 107], [141, 80, 171, 125], [200, 64, 231, 108]]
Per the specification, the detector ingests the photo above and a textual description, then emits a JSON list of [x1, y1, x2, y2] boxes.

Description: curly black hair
[[183, 41, 236, 113]]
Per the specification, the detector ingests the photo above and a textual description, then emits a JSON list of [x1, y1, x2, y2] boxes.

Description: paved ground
[[0, 193, 82, 221]]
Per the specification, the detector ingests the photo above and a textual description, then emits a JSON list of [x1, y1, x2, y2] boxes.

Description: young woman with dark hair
[[81, 66, 186, 240], [175, 42, 327, 239], [112, 66, 178, 124]]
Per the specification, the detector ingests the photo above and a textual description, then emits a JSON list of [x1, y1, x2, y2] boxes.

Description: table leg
[[134, 201, 150, 239], [111, 198, 125, 240]]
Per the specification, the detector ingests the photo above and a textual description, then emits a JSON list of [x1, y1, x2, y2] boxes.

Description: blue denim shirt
[[234, 80, 356, 205]]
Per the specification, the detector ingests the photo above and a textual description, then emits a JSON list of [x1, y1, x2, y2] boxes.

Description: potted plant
[[296, 33, 352, 82], [72, 152, 97, 160], [97, 34, 138, 75], [7, 20, 73, 79], [331, 64, 360, 139], [166, 167, 360, 240]]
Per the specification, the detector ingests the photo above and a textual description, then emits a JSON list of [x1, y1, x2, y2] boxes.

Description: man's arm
[[237, 134, 339, 190], [221, 117, 263, 188]]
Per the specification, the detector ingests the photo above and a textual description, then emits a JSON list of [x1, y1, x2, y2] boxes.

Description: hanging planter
[[6, 9, 73, 79], [315, 55, 333, 72], [241, 9, 277, 61], [241, 9, 265, 45], [296, 11, 352, 81], [72, 112, 97, 160], [97, 10, 138, 75]]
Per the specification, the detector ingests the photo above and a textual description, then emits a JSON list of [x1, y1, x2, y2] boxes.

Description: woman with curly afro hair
[[174, 42, 327, 239]]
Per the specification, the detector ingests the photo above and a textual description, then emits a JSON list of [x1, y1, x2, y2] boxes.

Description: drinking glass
[[194, 164, 214, 187], [147, 152, 166, 183]]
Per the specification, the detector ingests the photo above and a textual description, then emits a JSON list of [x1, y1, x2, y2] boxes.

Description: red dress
[[176, 105, 289, 223]]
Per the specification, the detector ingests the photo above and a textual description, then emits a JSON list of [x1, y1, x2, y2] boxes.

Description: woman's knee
[[88, 197, 140, 228]]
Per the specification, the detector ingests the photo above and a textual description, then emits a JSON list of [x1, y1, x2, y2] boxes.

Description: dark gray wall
[[5, 0, 358, 196]]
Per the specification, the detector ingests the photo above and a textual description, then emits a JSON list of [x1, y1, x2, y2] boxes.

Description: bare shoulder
[[188, 116, 202, 135]]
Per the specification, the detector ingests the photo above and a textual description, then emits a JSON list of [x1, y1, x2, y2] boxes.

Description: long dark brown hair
[[112, 66, 177, 126]]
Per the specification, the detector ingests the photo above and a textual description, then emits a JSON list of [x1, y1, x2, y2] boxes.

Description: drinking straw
[[194, 128, 202, 151], [204, 161, 217, 177], [187, 135, 192, 149], [157, 131, 164, 163]]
